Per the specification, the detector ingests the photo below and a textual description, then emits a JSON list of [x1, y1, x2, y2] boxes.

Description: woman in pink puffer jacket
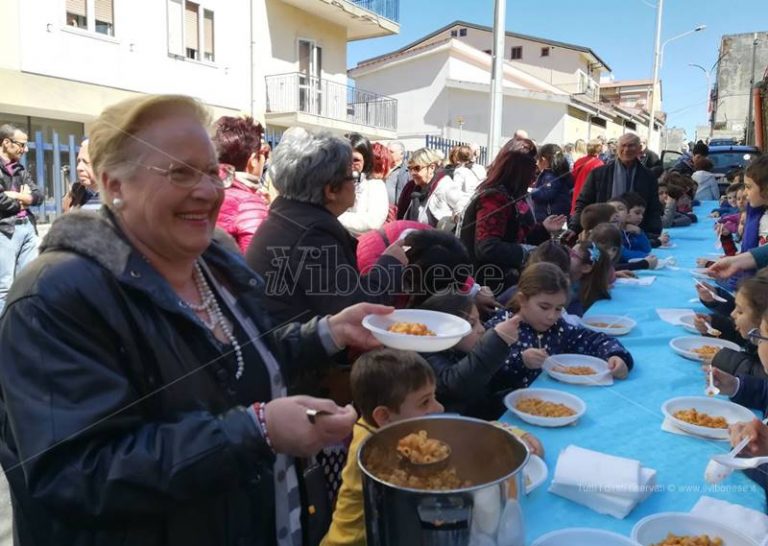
[[213, 116, 270, 254]]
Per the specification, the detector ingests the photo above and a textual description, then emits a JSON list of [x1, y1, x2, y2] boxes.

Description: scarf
[[207, 263, 303, 546], [611, 160, 636, 199]]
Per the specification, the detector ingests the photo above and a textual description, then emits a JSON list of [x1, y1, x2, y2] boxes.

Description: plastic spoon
[[695, 280, 728, 303], [710, 454, 768, 470], [705, 365, 720, 397]]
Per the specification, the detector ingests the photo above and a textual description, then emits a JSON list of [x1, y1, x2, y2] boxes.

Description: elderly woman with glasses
[[0, 95, 392, 546], [246, 128, 407, 327]]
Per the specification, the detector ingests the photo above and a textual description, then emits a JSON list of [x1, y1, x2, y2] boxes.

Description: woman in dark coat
[[0, 94, 386, 546], [246, 128, 407, 325]]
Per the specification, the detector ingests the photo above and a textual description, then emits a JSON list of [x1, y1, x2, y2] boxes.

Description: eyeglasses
[[341, 171, 361, 185], [8, 139, 28, 150], [747, 328, 768, 346], [408, 163, 435, 173], [132, 162, 234, 189]]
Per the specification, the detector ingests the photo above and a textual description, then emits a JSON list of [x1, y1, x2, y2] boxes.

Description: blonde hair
[[408, 147, 442, 168], [88, 94, 211, 194], [586, 139, 602, 155]]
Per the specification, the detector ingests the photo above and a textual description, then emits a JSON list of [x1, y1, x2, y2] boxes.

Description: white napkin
[[615, 276, 656, 286], [550, 445, 641, 499], [549, 467, 656, 519], [691, 496, 768, 543], [656, 308, 695, 326], [661, 417, 729, 442]]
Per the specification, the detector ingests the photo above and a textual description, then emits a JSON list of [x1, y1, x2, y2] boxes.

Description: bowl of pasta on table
[[632, 512, 758, 546], [580, 315, 636, 336], [504, 388, 586, 428], [668, 336, 741, 362], [661, 396, 757, 440], [362, 309, 471, 352]]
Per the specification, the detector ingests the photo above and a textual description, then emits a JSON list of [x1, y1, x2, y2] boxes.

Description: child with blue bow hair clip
[[567, 240, 614, 316]]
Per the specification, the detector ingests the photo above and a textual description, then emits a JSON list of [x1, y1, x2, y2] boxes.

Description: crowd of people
[[0, 94, 767, 545]]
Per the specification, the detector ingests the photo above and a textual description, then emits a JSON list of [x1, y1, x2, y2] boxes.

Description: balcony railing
[[265, 73, 398, 132], [349, 0, 399, 23]]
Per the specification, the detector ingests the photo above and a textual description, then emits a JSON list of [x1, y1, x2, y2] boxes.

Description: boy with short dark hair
[[321, 349, 443, 546], [578, 203, 620, 240], [618, 192, 654, 261]]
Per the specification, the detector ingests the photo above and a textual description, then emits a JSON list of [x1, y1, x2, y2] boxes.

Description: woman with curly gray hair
[[246, 127, 407, 325]]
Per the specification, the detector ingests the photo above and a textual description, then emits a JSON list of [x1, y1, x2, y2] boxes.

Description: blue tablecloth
[[500, 201, 766, 543]]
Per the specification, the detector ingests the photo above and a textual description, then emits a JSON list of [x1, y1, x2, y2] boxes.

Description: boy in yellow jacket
[[320, 349, 443, 546]]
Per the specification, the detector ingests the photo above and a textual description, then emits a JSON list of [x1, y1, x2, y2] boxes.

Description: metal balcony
[[348, 0, 399, 22], [277, 0, 399, 40], [265, 73, 398, 134]]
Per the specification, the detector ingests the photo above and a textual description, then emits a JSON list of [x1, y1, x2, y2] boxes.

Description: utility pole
[[487, 0, 505, 161], [647, 0, 663, 148], [746, 33, 759, 145]]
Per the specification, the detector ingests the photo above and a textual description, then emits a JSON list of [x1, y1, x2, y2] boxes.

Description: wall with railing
[[265, 73, 397, 131]]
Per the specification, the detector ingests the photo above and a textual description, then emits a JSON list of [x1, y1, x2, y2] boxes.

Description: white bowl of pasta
[[661, 396, 757, 440], [632, 512, 757, 546], [668, 336, 741, 362], [533, 528, 641, 546], [504, 388, 586, 428], [362, 309, 471, 352], [580, 315, 636, 336], [542, 354, 612, 385]]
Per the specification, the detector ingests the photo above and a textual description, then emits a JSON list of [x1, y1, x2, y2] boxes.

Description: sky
[[348, 0, 768, 142]]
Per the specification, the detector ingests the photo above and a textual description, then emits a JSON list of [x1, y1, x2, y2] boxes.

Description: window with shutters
[[185, 2, 199, 59], [65, 0, 114, 36], [94, 0, 114, 36], [66, 0, 88, 30], [510, 46, 522, 60], [167, 1, 215, 63]]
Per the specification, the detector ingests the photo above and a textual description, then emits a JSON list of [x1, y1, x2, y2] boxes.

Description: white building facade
[[254, 0, 400, 141], [350, 21, 663, 154]]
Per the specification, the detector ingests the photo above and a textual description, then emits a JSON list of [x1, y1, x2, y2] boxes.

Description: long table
[[500, 201, 766, 543]]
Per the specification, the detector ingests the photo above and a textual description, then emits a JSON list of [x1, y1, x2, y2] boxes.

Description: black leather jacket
[[0, 209, 333, 546], [0, 160, 42, 235]]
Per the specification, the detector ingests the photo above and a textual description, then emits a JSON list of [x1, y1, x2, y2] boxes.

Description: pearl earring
[[112, 197, 124, 210]]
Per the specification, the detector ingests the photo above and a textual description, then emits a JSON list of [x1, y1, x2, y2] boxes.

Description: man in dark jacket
[[0, 124, 43, 313], [570, 133, 662, 236]]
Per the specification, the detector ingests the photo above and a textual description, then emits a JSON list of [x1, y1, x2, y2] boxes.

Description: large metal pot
[[358, 415, 529, 546]]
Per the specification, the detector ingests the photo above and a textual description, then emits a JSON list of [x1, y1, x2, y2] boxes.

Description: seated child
[[321, 349, 443, 546], [619, 192, 653, 260], [708, 313, 768, 510], [578, 203, 620, 241], [659, 182, 693, 229], [590, 222, 658, 273], [696, 270, 768, 380], [710, 182, 740, 218], [608, 194, 657, 264], [568, 240, 613, 314], [418, 293, 521, 420], [485, 262, 633, 392]]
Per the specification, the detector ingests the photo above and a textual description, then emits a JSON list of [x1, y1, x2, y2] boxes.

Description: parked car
[[661, 145, 762, 191], [708, 138, 739, 146]]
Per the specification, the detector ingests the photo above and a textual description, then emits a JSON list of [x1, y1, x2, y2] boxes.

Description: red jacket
[[216, 174, 269, 254], [570, 155, 603, 214]]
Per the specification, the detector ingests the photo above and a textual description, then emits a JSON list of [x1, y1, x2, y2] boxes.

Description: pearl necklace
[[190, 262, 245, 380]]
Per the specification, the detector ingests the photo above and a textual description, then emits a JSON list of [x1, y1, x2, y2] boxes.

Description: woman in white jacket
[[339, 133, 389, 236]]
